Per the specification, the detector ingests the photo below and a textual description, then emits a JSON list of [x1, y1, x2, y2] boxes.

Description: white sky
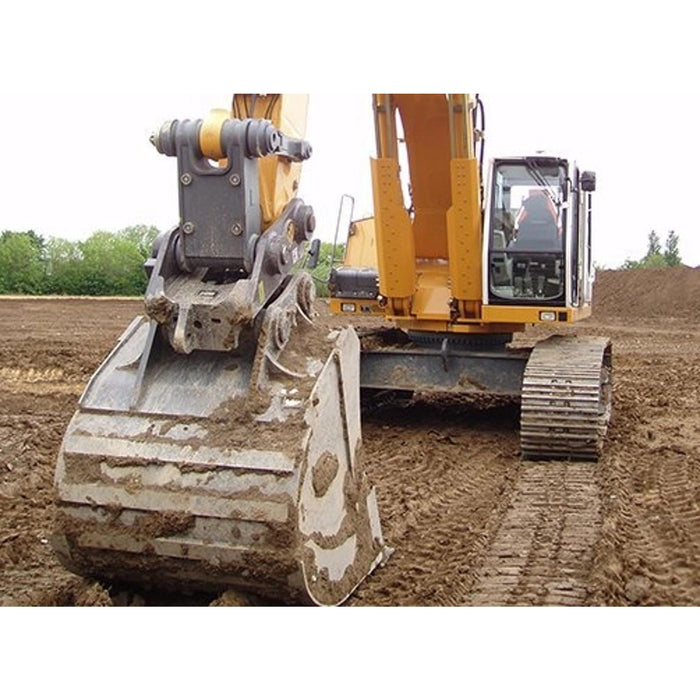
[[1, 3, 699, 269], [2, 89, 698, 269]]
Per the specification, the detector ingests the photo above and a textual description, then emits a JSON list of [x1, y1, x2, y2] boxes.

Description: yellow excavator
[[52, 93, 612, 605], [330, 94, 611, 460]]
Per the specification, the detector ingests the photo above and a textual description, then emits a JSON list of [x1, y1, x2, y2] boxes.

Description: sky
[[1, 89, 698, 269], [1, 1, 699, 270]]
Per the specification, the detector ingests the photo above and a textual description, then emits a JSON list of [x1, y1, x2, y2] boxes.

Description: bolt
[[231, 223, 243, 236], [183, 222, 195, 235], [229, 173, 241, 186], [180, 173, 192, 186]]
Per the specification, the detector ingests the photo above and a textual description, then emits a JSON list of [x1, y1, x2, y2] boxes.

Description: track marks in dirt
[[0, 407, 82, 606], [587, 352, 700, 606], [464, 462, 602, 606], [351, 404, 605, 607], [349, 401, 524, 606], [0, 366, 86, 396], [0, 299, 142, 606], [1, 291, 699, 607], [589, 453, 699, 606]]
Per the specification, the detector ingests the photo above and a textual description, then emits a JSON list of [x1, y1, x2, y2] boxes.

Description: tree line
[[0, 226, 342, 297], [0, 225, 684, 297], [0, 226, 159, 296], [621, 230, 682, 269]]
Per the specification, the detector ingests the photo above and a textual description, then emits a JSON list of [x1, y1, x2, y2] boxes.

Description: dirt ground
[[0, 268, 698, 606]]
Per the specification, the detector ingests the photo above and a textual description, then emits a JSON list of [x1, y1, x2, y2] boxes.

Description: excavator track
[[520, 336, 612, 460]]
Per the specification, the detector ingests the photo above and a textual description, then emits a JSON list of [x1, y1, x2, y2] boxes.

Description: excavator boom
[[371, 94, 484, 322]]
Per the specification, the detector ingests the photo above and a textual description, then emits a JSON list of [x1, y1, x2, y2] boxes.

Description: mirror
[[581, 171, 596, 192]]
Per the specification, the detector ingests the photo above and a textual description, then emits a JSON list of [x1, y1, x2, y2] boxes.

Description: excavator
[[329, 94, 612, 460], [52, 93, 612, 606]]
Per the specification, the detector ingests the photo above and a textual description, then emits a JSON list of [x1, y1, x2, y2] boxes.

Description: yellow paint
[[369, 94, 485, 325], [371, 157, 415, 308], [199, 109, 229, 161], [256, 94, 308, 226], [410, 262, 451, 320], [446, 158, 482, 314], [392, 94, 452, 260], [448, 94, 475, 159], [331, 93, 589, 336], [229, 94, 309, 228], [344, 218, 378, 269], [481, 304, 592, 325], [192, 95, 310, 231]]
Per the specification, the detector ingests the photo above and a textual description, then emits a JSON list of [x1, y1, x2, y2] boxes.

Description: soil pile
[[593, 267, 700, 319]]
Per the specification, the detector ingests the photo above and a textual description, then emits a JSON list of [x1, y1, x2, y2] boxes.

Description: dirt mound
[[593, 267, 700, 319]]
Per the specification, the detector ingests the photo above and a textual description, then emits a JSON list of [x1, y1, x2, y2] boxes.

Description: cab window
[[489, 160, 567, 303]]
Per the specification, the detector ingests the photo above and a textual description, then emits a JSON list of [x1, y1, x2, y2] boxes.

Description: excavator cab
[[485, 156, 596, 309]]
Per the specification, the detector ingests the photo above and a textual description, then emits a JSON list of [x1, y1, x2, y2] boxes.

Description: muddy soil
[[1, 269, 698, 606]]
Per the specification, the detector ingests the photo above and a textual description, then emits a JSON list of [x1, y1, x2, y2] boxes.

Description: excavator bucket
[[52, 313, 388, 606]]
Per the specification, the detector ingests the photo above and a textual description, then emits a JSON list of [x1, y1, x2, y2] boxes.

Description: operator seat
[[509, 192, 561, 297], [513, 191, 559, 250]]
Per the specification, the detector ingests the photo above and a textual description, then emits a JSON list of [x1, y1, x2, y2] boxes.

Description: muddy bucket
[[53, 318, 388, 605]]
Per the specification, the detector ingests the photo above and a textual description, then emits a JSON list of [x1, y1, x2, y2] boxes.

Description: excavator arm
[[145, 96, 315, 354]]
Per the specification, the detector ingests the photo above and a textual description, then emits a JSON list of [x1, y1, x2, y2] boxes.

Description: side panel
[[371, 157, 415, 304], [344, 218, 378, 269], [446, 157, 483, 311]]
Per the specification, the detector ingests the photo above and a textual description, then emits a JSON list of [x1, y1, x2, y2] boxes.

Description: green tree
[[621, 229, 681, 270], [78, 230, 148, 296], [0, 231, 45, 293], [664, 230, 682, 267], [44, 237, 84, 294], [0, 225, 161, 297], [647, 230, 661, 257], [640, 230, 666, 268], [117, 224, 160, 259]]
